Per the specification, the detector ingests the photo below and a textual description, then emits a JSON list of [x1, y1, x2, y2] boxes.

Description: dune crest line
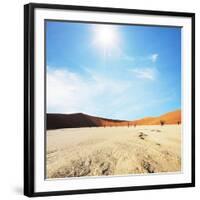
[[47, 109, 181, 130]]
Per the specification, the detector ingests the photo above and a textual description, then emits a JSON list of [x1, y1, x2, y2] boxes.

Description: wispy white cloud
[[122, 54, 135, 61], [47, 67, 130, 115], [131, 67, 157, 81], [149, 53, 158, 63], [106, 46, 135, 62], [47, 68, 90, 114]]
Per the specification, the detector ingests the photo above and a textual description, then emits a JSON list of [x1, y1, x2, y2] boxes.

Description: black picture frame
[[24, 3, 195, 197]]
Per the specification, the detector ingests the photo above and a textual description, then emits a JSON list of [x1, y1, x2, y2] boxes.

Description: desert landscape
[[46, 110, 181, 179]]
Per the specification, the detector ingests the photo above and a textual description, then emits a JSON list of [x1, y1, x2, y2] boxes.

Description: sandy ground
[[46, 125, 181, 179]]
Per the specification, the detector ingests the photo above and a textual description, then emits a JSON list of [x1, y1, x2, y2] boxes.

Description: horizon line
[[46, 108, 181, 122]]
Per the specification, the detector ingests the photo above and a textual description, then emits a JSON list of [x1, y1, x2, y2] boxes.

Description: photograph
[[46, 21, 182, 179], [24, 3, 195, 196]]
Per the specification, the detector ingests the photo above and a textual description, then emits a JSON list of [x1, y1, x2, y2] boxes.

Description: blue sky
[[46, 21, 181, 120]]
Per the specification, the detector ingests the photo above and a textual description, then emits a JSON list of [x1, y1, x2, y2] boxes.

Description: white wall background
[[0, 0, 199, 199]]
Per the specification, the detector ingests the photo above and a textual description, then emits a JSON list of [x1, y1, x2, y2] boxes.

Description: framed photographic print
[[24, 3, 195, 197]]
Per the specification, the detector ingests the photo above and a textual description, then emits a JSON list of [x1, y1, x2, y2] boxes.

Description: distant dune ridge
[[47, 110, 181, 130], [131, 110, 181, 125], [47, 113, 127, 130]]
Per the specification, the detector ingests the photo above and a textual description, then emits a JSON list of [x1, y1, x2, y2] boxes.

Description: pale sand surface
[[46, 125, 181, 179]]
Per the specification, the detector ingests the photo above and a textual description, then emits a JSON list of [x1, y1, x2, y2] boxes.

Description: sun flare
[[93, 25, 119, 50]]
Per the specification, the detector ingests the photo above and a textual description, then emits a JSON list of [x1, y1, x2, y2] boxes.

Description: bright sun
[[94, 25, 118, 50]]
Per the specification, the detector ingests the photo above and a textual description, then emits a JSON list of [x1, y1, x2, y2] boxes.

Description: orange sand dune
[[47, 113, 128, 130], [131, 110, 181, 125]]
